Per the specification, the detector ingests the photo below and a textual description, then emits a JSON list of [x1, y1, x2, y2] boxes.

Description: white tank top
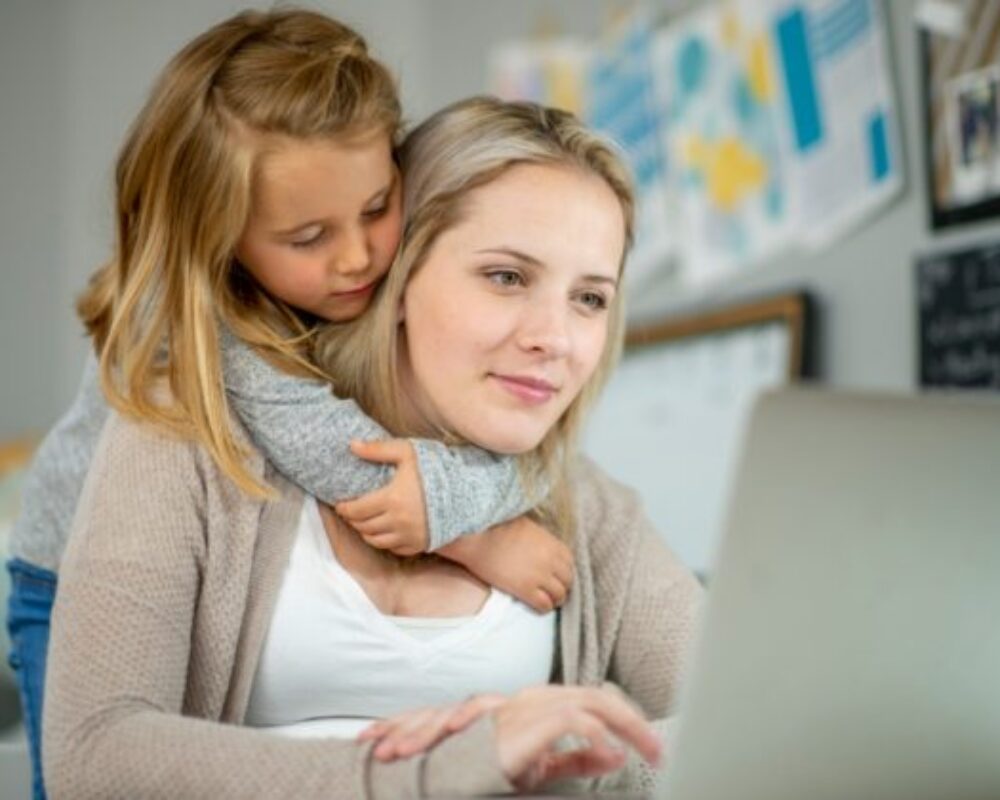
[[245, 497, 556, 738]]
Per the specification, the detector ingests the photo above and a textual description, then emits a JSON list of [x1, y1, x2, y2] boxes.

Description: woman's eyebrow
[[475, 246, 543, 265], [476, 246, 619, 286]]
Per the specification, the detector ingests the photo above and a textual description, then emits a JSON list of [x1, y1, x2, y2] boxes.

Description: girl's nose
[[331, 225, 369, 276]]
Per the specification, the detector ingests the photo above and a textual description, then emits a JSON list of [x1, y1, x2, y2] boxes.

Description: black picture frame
[[920, 8, 1000, 231]]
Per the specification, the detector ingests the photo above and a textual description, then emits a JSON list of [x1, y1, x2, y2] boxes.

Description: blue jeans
[[6, 558, 56, 800]]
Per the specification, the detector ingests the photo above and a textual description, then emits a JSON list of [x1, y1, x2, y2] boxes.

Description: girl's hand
[[357, 694, 506, 761], [494, 685, 661, 791], [438, 516, 574, 612], [336, 439, 429, 556]]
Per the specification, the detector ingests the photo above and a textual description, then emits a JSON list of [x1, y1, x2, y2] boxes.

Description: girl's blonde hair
[[76, 8, 400, 496], [315, 96, 635, 538]]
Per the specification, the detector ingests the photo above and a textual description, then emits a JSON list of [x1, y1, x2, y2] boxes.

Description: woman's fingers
[[373, 706, 463, 760], [494, 685, 661, 782], [576, 687, 662, 766], [525, 745, 628, 789], [444, 694, 507, 732]]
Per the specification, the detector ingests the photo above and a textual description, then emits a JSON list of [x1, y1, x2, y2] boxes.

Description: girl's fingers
[[336, 486, 392, 522], [555, 556, 575, 588], [532, 588, 556, 614], [544, 575, 568, 608], [363, 531, 406, 552], [348, 513, 393, 536], [349, 438, 411, 465]]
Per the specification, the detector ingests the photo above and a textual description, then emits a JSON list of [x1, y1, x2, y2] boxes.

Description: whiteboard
[[583, 321, 793, 575]]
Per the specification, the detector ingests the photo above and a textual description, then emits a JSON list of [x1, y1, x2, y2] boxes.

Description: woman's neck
[[316, 502, 489, 617]]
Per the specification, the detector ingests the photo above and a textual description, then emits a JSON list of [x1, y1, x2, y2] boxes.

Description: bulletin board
[[583, 292, 814, 577]]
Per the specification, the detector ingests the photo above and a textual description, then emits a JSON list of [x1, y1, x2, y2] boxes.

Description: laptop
[[653, 387, 1000, 800]]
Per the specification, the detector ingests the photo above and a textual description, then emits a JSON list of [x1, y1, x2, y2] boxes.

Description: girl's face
[[236, 133, 402, 322], [400, 163, 625, 454]]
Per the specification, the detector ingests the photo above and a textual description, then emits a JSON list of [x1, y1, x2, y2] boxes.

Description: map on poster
[[487, 0, 902, 293], [650, 0, 902, 283], [651, 0, 791, 286], [587, 14, 680, 291]]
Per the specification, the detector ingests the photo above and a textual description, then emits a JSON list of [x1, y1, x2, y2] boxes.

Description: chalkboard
[[917, 243, 1000, 390]]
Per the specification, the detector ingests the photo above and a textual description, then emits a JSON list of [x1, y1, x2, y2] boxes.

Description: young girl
[[5, 10, 569, 799]]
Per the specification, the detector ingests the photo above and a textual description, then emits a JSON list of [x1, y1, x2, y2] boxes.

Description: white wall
[[3, 0, 1000, 439]]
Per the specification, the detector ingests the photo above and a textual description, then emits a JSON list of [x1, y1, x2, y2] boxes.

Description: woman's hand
[[358, 694, 506, 761], [493, 685, 661, 791], [360, 685, 660, 792], [438, 516, 574, 612]]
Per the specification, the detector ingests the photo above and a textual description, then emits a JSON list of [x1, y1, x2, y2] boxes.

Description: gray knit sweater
[[43, 411, 702, 798], [9, 331, 527, 570]]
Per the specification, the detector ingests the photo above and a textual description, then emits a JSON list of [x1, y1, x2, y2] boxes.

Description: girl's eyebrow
[[476, 246, 619, 287], [363, 171, 396, 207], [274, 174, 397, 236]]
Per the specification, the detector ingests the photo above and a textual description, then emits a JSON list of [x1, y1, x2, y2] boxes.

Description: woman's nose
[[517, 301, 572, 358], [331, 225, 369, 276]]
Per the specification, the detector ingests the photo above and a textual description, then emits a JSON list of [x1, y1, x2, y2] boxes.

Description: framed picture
[[920, 3, 1000, 229], [584, 291, 815, 577]]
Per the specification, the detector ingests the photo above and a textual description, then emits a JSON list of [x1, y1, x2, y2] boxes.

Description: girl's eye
[[362, 203, 388, 220], [290, 230, 326, 249], [577, 290, 609, 311], [486, 269, 525, 288]]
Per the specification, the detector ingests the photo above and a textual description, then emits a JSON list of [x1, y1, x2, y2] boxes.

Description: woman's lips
[[491, 373, 558, 405]]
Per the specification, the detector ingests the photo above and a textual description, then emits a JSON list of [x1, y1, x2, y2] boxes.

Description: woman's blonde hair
[[316, 96, 635, 538], [76, 8, 400, 496]]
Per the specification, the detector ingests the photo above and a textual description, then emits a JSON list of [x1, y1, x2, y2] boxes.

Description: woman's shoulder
[[569, 453, 690, 578], [569, 454, 642, 527], [94, 407, 265, 494]]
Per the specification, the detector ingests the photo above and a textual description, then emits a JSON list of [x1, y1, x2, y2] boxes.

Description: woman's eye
[[577, 291, 609, 311], [486, 269, 525, 288]]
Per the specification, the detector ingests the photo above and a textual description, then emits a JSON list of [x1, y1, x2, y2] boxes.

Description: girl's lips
[[331, 280, 377, 298], [491, 373, 558, 405]]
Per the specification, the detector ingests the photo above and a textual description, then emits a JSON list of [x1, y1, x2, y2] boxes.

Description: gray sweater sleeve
[[7, 353, 109, 571], [221, 329, 531, 550]]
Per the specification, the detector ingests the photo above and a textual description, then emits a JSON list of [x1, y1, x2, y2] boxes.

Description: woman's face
[[400, 163, 625, 454]]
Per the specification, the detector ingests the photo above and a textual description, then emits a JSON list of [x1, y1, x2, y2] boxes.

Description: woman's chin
[[462, 430, 546, 456]]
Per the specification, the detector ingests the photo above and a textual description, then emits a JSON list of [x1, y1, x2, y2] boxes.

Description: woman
[[43, 97, 701, 798]]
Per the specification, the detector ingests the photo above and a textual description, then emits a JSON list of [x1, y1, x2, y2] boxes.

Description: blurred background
[[3, 0, 1000, 793]]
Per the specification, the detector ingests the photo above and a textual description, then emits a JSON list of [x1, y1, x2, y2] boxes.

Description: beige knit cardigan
[[43, 412, 702, 798]]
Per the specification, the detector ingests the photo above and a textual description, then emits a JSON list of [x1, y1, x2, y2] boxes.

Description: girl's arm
[[221, 329, 531, 551], [42, 412, 513, 800]]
